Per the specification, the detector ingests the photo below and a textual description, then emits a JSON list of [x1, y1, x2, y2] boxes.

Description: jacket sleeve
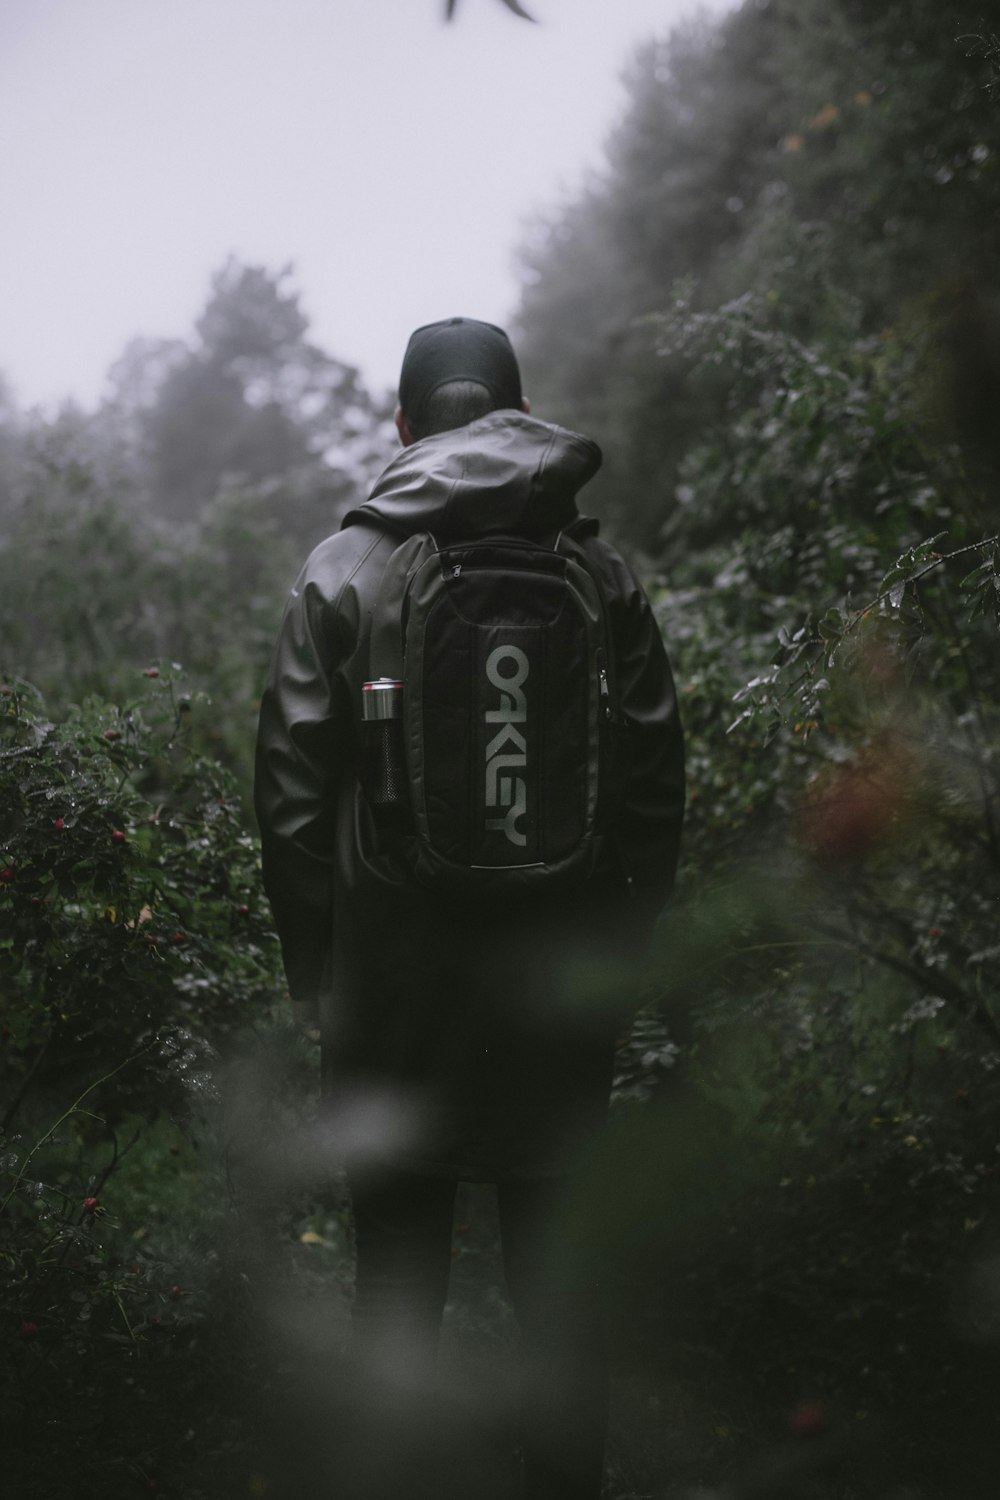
[[253, 556, 353, 1010], [593, 539, 686, 935]]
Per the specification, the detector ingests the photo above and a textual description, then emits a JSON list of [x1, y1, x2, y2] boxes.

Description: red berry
[[0, 867, 13, 883], [111, 830, 127, 845], [168, 1285, 183, 1300], [30, 896, 41, 906], [19, 1321, 38, 1340], [172, 932, 186, 944], [144, 667, 159, 679], [54, 817, 65, 831], [82, 1197, 99, 1215], [789, 1399, 827, 1437], [929, 926, 941, 938], [103, 728, 121, 741], [237, 904, 249, 916]]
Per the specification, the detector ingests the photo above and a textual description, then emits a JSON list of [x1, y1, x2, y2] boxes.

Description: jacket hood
[[344, 410, 602, 540]]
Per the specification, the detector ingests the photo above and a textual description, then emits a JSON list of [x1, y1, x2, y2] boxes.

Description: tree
[[105, 258, 393, 532], [515, 0, 1000, 549]]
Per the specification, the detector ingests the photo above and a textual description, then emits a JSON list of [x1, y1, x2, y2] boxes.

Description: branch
[[446, 0, 536, 19], [1, 1024, 57, 1133], [0, 1044, 155, 1215], [811, 915, 1000, 1049], [847, 534, 999, 634]]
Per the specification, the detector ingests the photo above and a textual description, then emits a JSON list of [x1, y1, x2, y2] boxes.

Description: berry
[[82, 1197, 99, 1215], [111, 830, 127, 845], [0, 867, 14, 883], [237, 904, 250, 916], [168, 1285, 183, 1300], [172, 932, 186, 944], [54, 818, 65, 831], [103, 728, 121, 741], [144, 667, 159, 679]]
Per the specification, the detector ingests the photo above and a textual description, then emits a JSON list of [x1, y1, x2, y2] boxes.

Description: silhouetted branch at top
[[445, 0, 536, 21]]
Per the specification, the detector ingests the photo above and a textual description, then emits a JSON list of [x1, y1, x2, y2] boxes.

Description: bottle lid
[[361, 679, 403, 721]]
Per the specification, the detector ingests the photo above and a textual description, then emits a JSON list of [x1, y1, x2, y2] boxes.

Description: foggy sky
[[0, 0, 733, 408]]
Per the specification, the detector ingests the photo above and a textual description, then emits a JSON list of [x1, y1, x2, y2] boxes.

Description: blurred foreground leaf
[[446, 0, 536, 20]]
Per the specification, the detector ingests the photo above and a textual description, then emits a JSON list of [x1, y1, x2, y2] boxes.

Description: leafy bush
[[0, 672, 289, 1498], [598, 263, 1000, 1490], [0, 670, 280, 1120]]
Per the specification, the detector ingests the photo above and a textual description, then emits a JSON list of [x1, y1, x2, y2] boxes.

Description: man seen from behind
[[254, 316, 685, 1499]]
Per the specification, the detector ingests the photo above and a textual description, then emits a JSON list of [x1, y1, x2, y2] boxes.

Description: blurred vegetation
[[2, 0, 1000, 1495], [513, 0, 1000, 1493]]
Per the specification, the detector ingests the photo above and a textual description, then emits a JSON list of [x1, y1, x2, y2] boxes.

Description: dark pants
[[346, 1170, 609, 1500]]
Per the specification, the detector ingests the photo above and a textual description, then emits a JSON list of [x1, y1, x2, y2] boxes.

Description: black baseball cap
[[398, 316, 522, 425]]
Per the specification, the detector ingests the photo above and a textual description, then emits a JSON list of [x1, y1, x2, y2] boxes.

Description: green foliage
[[0, 672, 282, 1121], [0, 1115, 246, 1499], [516, 4, 1000, 1484], [0, 677, 297, 1497], [0, 456, 296, 801], [0, 260, 395, 799], [612, 262, 1000, 1488], [0, 257, 392, 1494], [515, 0, 1000, 549]]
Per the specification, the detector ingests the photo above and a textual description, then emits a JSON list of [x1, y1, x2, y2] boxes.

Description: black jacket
[[254, 411, 684, 1176]]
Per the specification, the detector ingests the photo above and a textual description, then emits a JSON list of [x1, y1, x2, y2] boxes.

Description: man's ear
[[395, 406, 416, 447], [520, 397, 531, 415]]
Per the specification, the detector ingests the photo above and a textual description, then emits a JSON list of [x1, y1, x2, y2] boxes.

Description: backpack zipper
[[597, 650, 611, 720]]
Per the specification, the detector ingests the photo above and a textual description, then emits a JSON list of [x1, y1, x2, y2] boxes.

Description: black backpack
[[357, 523, 620, 891]]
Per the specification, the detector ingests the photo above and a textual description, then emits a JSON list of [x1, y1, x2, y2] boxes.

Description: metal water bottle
[[360, 678, 407, 824]]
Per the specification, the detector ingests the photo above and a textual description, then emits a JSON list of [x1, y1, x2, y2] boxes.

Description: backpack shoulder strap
[[556, 513, 600, 543], [553, 518, 611, 633], [367, 530, 439, 682]]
